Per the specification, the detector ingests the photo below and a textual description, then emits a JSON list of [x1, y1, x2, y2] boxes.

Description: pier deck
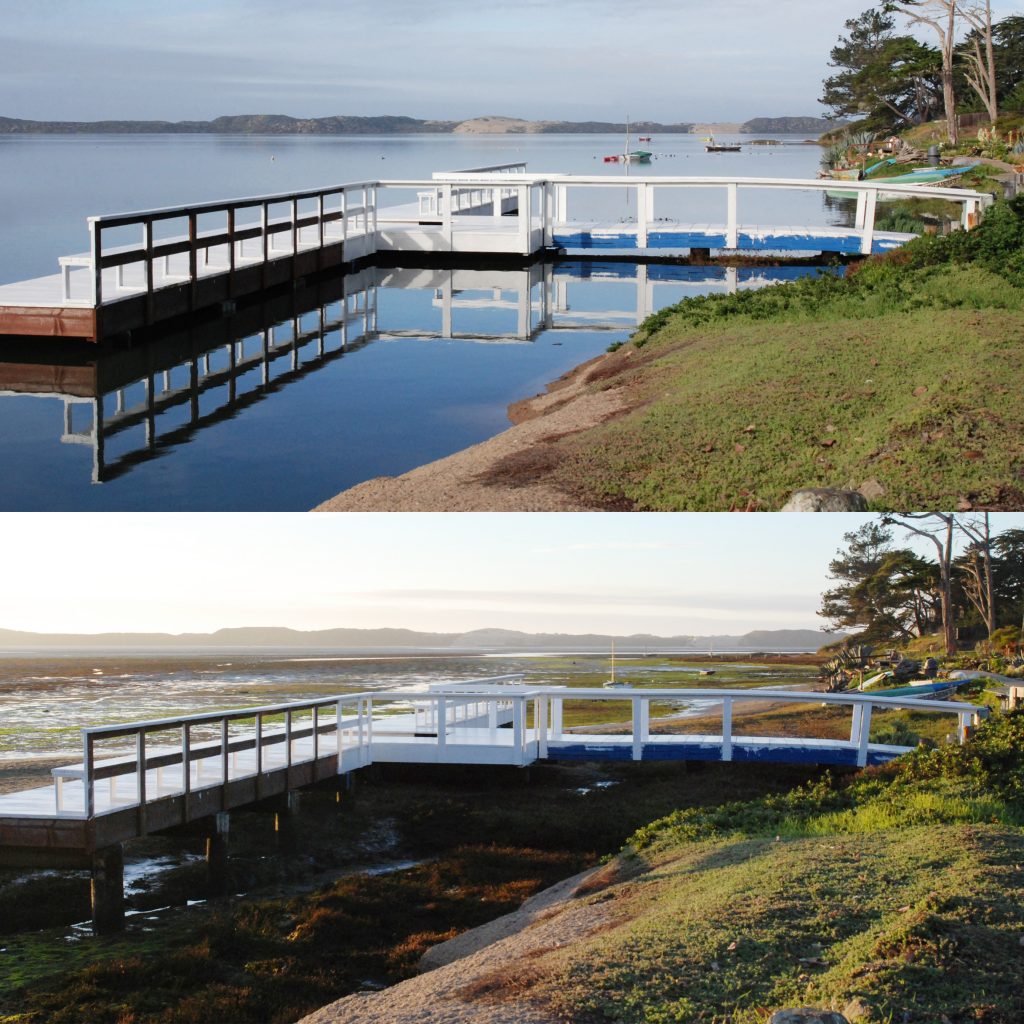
[[0, 679, 987, 932], [0, 171, 991, 342]]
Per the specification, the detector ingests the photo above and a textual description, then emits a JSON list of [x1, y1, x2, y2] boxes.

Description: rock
[[780, 489, 869, 512], [770, 1011, 850, 1024], [843, 998, 871, 1021], [858, 478, 886, 501]]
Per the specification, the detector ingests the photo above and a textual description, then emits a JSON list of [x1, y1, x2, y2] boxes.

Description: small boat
[[705, 135, 741, 153], [603, 641, 628, 688], [622, 150, 653, 164], [638, 135, 652, 143], [603, 155, 621, 163]]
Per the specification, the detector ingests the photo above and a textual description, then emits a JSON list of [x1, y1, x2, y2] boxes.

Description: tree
[[992, 15, 1024, 109], [959, 1, 998, 123], [991, 528, 1024, 634], [821, 8, 943, 130], [957, 513, 995, 637], [886, 1, 961, 143], [883, 513, 958, 653], [819, 522, 939, 642]]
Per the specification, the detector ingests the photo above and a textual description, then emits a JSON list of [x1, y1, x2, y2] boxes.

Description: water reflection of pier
[[0, 262, 825, 483]]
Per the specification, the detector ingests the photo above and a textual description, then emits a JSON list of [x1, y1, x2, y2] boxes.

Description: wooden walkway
[[0, 170, 992, 342], [0, 677, 987, 933]]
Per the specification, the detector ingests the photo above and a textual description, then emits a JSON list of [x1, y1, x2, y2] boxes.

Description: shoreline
[[314, 350, 629, 512]]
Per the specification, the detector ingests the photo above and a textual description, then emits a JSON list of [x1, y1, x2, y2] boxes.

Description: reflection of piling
[[90, 844, 125, 935], [205, 811, 231, 896]]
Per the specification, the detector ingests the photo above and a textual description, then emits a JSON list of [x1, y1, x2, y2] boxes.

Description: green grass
[[524, 710, 1024, 1023], [488, 197, 1024, 511]]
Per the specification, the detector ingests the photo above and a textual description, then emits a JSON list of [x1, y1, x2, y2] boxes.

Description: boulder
[[780, 489, 869, 512], [769, 1011, 849, 1024], [769, 1011, 850, 1024]]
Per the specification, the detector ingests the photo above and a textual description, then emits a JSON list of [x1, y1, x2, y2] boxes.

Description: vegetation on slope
[[494, 196, 1024, 511], [536, 711, 1024, 1024]]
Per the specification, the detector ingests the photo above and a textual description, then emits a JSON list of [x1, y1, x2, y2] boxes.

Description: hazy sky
[[3, 513, 1023, 637], [2, 0, 1019, 123]]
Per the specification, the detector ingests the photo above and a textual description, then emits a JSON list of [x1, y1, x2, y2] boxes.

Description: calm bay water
[[0, 133, 839, 511]]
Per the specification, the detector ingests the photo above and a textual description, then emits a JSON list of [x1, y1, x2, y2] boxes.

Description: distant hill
[[0, 625, 842, 652], [741, 116, 838, 135], [0, 114, 695, 136]]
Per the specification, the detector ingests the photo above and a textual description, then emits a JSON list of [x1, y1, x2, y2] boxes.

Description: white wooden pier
[[0, 676, 988, 934], [0, 167, 992, 342]]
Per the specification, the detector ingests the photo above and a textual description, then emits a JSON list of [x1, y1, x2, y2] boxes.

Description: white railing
[[417, 162, 527, 218], [50, 682, 987, 819], [59, 172, 994, 307], [67, 180, 380, 306]]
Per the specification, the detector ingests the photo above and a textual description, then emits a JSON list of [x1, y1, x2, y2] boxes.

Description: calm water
[[0, 133, 840, 511]]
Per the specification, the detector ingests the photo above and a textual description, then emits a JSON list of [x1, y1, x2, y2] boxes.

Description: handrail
[[54, 680, 988, 819], [65, 171, 993, 308]]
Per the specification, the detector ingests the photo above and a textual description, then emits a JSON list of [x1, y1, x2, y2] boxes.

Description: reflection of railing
[[4, 260, 836, 484]]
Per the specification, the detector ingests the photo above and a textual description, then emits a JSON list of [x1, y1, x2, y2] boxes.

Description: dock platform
[[0, 170, 991, 342], [0, 677, 987, 933]]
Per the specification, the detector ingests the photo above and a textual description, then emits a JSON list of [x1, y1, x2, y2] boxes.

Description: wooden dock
[[0, 170, 992, 342], [0, 678, 987, 933]]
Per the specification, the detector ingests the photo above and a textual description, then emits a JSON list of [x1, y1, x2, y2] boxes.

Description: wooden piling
[[90, 844, 125, 935]]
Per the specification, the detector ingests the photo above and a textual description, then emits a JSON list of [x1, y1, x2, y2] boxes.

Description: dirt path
[[313, 353, 629, 512]]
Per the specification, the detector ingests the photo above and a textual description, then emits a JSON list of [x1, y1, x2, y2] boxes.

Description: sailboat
[[622, 116, 652, 164], [604, 640, 628, 688], [605, 117, 652, 165]]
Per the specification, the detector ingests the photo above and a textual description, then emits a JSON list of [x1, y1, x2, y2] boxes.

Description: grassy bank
[[484, 197, 1024, 511], [513, 711, 1024, 1023], [0, 759, 820, 1024]]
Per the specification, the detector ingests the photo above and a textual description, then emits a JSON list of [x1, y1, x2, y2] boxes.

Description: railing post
[[860, 189, 877, 255], [721, 698, 733, 762], [443, 184, 454, 251], [285, 709, 293, 769], [958, 710, 972, 743], [854, 189, 868, 230], [512, 699, 524, 763], [551, 697, 563, 739], [182, 723, 191, 798], [83, 731, 95, 818], [538, 697, 548, 758], [255, 713, 263, 778], [631, 697, 643, 761], [849, 703, 864, 745], [89, 219, 102, 309], [313, 705, 320, 762], [437, 698, 447, 754], [726, 183, 738, 249], [636, 182, 649, 248], [556, 184, 567, 225], [856, 703, 873, 767], [336, 700, 344, 758], [518, 185, 531, 254], [220, 718, 229, 786]]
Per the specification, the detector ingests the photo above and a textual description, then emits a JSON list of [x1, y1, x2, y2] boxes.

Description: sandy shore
[[314, 352, 630, 512]]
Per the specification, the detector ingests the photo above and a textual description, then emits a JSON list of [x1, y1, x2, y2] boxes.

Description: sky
[[3, 513, 1024, 638], [0, 0, 1019, 124]]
